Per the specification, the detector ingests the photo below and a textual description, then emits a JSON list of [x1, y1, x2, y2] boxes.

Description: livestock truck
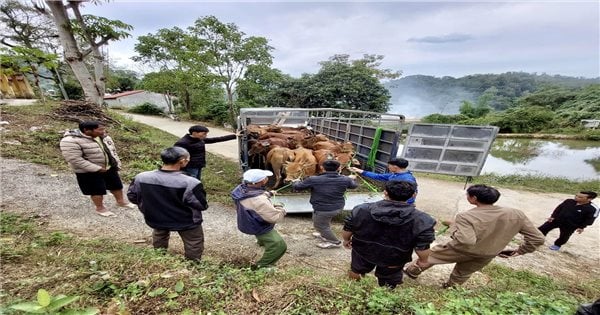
[[237, 107, 498, 213]]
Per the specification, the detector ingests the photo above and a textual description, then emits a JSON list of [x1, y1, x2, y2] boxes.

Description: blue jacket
[[361, 170, 417, 204], [231, 184, 281, 235]]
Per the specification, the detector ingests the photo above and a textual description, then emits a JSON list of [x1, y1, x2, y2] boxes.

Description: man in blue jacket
[[292, 160, 358, 248], [127, 147, 208, 260], [231, 169, 287, 269], [349, 157, 418, 204]]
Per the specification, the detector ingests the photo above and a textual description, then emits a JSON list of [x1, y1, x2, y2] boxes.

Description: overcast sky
[[84, 1, 600, 79]]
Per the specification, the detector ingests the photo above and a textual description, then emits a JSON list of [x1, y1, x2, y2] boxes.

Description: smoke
[[385, 78, 476, 119]]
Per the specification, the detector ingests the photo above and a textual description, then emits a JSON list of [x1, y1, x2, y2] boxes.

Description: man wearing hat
[[231, 169, 287, 269], [175, 125, 237, 181]]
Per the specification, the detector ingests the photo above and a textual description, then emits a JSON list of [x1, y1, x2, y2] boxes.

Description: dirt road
[[1, 112, 598, 287]]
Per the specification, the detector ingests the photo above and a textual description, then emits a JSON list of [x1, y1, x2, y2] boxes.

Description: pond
[[481, 138, 600, 181], [397, 138, 600, 180]]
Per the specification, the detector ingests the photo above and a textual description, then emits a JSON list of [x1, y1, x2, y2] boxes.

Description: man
[[349, 157, 418, 204], [292, 160, 358, 249], [404, 184, 545, 288], [127, 147, 208, 261], [174, 125, 237, 180], [342, 181, 436, 288], [538, 191, 598, 251], [60, 120, 135, 217], [231, 169, 287, 269]]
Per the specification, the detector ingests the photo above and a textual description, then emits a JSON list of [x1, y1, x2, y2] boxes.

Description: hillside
[[385, 72, 600, 118]]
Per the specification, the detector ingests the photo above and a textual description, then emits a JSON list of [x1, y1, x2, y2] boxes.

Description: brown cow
[[313, 149, 335, 173], [313, 140, 340, 151], [266, 146, 295, 189], [284, 147, 317, 181]]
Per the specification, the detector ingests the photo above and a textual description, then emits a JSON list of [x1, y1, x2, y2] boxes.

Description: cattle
[[266, 146, 295, 189], [284, 147, 317, 182], [313, 149, 335, 173], [313, 140, 340, 151]]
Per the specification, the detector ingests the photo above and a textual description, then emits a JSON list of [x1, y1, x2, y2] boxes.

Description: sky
[[84, 1, 600, 79]]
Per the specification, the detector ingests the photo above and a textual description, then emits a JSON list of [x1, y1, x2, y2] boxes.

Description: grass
[[1, 102, 599, 313], [0, 102, 241, 204], [0, 212, 597, 314]]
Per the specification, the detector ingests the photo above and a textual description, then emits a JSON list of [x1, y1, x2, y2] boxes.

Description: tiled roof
[[104, 90, 144, 99]]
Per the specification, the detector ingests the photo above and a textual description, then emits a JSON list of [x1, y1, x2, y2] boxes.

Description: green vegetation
[[0, 102, 241, 204], [1, 212, 597, 314], [422, 83, 600, 136], [128, 102, 164, 115]]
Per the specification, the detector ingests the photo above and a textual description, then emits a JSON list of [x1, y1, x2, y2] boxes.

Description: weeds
[[1, 212, 597, 313]]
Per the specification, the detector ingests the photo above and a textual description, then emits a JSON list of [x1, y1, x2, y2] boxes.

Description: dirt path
[[1, 113, 598, 287]]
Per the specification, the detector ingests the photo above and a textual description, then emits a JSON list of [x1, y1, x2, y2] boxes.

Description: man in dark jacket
[[127, 147, 208, 260], [174, 125, 237, 180], [538, 191, 598, 251], [292, 160, 358, 249], [342, 180, 436, 288], [231, 169, 287, 269]]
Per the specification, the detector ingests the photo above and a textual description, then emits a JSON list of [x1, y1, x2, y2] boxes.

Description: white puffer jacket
[[59, 129, 122, 173]]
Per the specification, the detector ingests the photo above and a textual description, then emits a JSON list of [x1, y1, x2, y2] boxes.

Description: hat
[[243, 169, 273, 184]]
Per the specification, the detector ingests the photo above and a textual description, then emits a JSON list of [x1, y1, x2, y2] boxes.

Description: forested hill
[[385, 72, 599, 118]]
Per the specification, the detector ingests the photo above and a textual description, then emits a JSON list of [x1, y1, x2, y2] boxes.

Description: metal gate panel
[[401, 123, 498, 176]]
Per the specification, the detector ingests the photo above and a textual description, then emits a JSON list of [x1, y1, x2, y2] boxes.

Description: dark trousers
[[153, 225, 205, 260], [351, 250, 404, 288], [538, 221, 577, 246]]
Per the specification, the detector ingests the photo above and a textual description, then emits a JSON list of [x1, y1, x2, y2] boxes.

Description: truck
[[237, 107, 499, 213]]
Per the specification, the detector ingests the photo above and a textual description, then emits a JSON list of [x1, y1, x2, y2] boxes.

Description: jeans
[[152, 225, 205, 260], [255, 229, 287, 268], [184, 167, 202, 181], [313, 209, 342, 243]]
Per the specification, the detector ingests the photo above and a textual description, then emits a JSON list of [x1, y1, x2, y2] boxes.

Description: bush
[[128, 102, 164, 115]]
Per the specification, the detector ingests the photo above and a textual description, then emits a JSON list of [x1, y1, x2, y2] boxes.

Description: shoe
[[549, 245, 561, 251], [96, 211, 116, 217], [442, 282, 455, 289], [312, 232, 327, 241], [317, 242, 341, 249], [118, 203, 137, 209], [403, 262, 423, 279]]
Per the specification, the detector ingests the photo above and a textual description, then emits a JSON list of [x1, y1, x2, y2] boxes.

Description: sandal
[[96, 211, 117, 217], [403, 262, 423, 279]]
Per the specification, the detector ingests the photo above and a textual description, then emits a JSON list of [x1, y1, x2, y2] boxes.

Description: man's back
[[128, 170, 207, 230], [293, 172, 357, 211], [346, 200, 435, 265], [449, 205, 544, 256]]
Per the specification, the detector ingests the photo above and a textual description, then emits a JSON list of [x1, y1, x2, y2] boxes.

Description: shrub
[[128, 102, 164, 115]]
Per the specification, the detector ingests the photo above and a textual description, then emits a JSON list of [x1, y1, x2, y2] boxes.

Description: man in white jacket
[[60, 120, 135, 217]]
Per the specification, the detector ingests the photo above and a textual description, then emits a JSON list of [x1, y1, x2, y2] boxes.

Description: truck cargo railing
[[238, 108, 405, 173]]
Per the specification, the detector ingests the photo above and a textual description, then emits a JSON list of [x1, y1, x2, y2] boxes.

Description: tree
[[0, 0, 66, 100], [36, 1, 132, 105], [274, 54, 399, 112], [188, 16, 274, 125], [133, 27, 216, 116], [236, 64, 289, 108], [105, 68, 139, 92]]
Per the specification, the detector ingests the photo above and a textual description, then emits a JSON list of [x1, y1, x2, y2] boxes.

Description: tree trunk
[[226, 85, 236, 127], [45, 1, 102, 105]]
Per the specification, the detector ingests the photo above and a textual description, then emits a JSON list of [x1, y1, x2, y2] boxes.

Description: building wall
[[105, 91, 169, 110]]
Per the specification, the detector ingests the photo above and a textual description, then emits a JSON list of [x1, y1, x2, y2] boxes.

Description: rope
[[366, 127, 383, 170]]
